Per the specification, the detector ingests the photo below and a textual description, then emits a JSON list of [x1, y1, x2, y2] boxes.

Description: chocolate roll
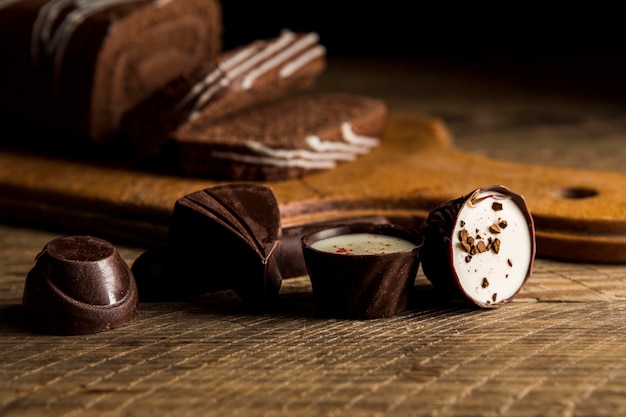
[[167, 184, 283, 310], [0, 0, 222, 143], [22, 235, 139, 335], [419, 185, 536, 308]]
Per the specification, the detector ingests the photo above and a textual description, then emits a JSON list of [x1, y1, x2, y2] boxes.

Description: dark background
[[221, 3, 625, 61], [220, 3, 626, 97]]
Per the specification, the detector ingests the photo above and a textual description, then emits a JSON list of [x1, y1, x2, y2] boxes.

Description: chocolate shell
[[419, 185, 536, 308], [22, 235, 139, 335], [167, 184, 283, 310], [301, 222, 423, 319]]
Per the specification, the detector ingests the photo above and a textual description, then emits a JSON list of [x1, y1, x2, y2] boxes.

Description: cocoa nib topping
[[457, 228, 501, 258], [492, 202, 503, 211], [481, 278, 489, 288], [499, 220, 508, 229], [491, 238, 501, 254], [492, 293, 498, 302], [489, 224, 501, 234]]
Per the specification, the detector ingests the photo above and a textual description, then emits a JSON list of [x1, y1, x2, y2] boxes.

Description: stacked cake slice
[[0, 1, 387, 181]]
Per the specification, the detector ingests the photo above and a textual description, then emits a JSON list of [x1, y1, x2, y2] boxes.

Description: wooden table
[[2, 56, 626, 417]]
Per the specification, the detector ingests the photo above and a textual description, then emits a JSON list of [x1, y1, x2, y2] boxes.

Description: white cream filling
[[209, 122, 381, 170], [311, 233, 417, 255], [452, 191, 532, 305]]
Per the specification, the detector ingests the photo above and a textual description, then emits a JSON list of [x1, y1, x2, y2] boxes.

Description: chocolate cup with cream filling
[[22, 235, 139, 335], [419, 185, 536, 308], [167, 184, 283, 311], [302, 223, 423, 319]]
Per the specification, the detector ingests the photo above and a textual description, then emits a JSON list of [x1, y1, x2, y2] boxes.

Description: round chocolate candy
[[301, 222, 423, 319], [22, 235, 139, 335], [419, 185, 536, 308]]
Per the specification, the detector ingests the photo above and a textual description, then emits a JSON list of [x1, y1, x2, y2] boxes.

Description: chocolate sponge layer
[[0, 0, 222, 143]]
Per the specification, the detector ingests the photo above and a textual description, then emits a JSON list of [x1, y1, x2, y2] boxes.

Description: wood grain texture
[[2, 224, 626, 417], [2, 56, 626, 417], [1, 112, 626, 262]]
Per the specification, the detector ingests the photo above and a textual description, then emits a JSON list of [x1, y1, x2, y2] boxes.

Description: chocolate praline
[[301, 222, 423, 319], [419, 184, 536, 308], [22, 235, 139, 335], [167, 184, 283, 310]]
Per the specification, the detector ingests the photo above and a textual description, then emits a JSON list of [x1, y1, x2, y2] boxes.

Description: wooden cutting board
[[1, 112, 625, 263]]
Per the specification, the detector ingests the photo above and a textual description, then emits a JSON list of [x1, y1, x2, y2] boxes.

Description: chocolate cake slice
[[124, 29, 327, 157], [173, 93, 387, 181], [0, 0, 222, 143], [167, 184, 283, 310]]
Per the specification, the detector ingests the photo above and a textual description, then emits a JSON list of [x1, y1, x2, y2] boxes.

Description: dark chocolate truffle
[[302, 222, 422, 319], [167, 184, 283, 310], [22, 235, 139, 335], [419, 185, 536, 308]]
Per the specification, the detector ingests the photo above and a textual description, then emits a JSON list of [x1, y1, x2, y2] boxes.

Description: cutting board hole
[[557, 187, 598, 199]]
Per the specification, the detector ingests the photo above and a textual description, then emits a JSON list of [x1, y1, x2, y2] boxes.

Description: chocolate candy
[[301, 222, 423, 319], [419, 185, 536, 308], [22, 235, 138, 335], [167, 184, 283, 310]]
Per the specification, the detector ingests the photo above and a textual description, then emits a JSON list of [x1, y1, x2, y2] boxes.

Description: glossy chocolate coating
[[302, 223, 423, 319], [168, 184, 282, 310], [22, 235, 138, 335], [419, 184, 536, 308]]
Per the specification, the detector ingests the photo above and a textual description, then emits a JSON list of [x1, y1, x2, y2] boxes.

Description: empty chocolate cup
[[301, 223, 423, 319], [22, 235, 139, 335]]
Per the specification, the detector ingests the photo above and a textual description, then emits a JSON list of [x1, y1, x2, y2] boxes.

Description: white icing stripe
[[210, 151, 338, 170], [279, 45, 326, 78], [245, 141, 357, 162], [241, 32, 320, 90], [173, 30, 298, 121], [172, 45, 260, 115], [176, 29, 325, 122], [173, 67, 223, 114], [341, 122, 381, 147], [0, 0, 24, 9], [227, 30, 296, 81], [208, 122, 381, 170], [31, 0, 155, 86], [219, 43, 263, 73], [306, 135, 371, 155], [188, 80, 227, 120]]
